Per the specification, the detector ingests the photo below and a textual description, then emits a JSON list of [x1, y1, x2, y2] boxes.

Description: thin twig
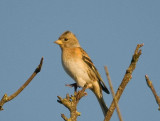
[[104, 66, 123, 121], [145, 75, 160, 110], [0, 57, 44, 110], [104, 44, 143, 121]]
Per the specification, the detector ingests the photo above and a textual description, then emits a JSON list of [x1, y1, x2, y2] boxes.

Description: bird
[[54, 31, 110, 116]]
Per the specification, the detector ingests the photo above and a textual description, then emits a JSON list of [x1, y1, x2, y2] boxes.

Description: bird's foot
[[65, 83, 80, 92]]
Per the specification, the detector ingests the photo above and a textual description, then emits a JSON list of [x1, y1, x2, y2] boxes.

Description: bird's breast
[[61, 50, 91, 87]]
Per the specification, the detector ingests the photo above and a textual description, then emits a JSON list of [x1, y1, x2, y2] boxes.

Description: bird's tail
[[96, 95, 108, 116]]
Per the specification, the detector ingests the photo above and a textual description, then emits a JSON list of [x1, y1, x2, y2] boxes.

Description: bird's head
[[54, 31, 80, 48]]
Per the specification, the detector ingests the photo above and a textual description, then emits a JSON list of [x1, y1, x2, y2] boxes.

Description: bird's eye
[[64, 38, 68, 41]]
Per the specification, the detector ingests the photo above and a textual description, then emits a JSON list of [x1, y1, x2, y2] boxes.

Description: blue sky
[[0, 0, 160, 121]]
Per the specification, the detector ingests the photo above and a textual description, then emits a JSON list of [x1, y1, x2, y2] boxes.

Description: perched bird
[[54, 31, 110, 116]]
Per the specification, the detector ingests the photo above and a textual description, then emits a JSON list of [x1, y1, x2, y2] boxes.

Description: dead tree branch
[[0, 57, 44, 110], [57, 84, 88, 121], [104, 44, 143, 121], [145, 75, 160, 110]]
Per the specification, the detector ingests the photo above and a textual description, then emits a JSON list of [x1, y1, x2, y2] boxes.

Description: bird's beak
[[54, 40, 63, 45]]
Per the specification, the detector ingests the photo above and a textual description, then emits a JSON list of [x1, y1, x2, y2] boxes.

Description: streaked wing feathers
[[80, 48, 110, 94]]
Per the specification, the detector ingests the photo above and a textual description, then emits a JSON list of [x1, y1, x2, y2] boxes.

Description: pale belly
[[62, 58, 91, 87]]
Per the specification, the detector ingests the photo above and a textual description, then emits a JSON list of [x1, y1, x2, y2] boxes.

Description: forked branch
[[0, 57, 44, 110], [57, 84, 88, 121]]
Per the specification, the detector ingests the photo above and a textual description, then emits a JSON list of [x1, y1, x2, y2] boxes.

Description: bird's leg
[[65, 83, 80, 92]]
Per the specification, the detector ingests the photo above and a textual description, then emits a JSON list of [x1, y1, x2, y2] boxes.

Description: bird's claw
[[65, 83, 80, 92]]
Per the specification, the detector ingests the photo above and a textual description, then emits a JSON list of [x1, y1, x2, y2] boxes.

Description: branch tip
[[66, 94, 70, 100], [145, 74, 148, 78], [57, 96, 62, 101], [35, 57, 44, 73]]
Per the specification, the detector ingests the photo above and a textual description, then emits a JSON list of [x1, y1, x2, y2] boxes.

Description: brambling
[[54, 31, 110, 116]]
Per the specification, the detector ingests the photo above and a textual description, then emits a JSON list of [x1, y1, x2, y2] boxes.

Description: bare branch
[[104, 44, 143, 121], [104, 66, 123, 121], [57, 84, 88, 121], [0, 57, 44, 110], [145, 75, 160, 110]]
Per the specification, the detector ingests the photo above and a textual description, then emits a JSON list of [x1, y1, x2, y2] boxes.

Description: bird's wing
[[80, 48, 110, 94]]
